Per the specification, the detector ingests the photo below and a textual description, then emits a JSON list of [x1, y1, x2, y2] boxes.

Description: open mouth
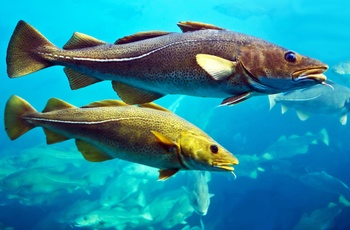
[[292, 67, 328, 82], [212, 162, 237, 171]]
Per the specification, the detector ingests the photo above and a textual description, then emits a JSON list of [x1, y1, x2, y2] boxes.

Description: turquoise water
[[1, 0, 350, 229]]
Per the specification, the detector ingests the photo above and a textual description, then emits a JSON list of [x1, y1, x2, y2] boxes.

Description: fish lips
[[292, 67, 328, 83], [211, 161, 238, 171]]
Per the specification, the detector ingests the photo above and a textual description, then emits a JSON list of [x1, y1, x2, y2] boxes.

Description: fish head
[[73, 214, 100, 227], [179, 132, 239, 172], [238, 44, 328, 93], [189, 193, 211, 216]]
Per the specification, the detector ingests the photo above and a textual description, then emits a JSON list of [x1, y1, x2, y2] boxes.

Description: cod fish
[[269, 81, 350, 125], [4, 95, 238, 180], [261, 128, 329, 160], [332, 61, 350, 75], [183, 171, 213, 216], [6, 20, 328, 105], [299, 171, 350, 202], [292, 202, 344, 230]]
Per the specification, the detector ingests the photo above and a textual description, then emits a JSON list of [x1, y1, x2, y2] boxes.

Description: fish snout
[[195, 209, 208, 216]]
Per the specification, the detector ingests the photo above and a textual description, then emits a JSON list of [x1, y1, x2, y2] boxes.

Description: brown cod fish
[[6, 21, 328, 105], [4, 95, 238, 180]]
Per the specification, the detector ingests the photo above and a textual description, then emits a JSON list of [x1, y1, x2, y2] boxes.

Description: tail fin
[[6, 20, 56, 78], [5, 95, 37, 140]]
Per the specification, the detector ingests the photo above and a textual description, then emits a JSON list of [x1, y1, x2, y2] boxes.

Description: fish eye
[[284, 51, 297, 63], [210, 144, 218, 154]]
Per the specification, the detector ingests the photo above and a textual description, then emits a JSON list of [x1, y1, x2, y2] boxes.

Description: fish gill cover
[[1, 0, 350, 229]]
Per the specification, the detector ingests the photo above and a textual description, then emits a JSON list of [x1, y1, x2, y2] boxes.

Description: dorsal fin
[[138, 103, 170, 112], [63, 32, 106, 50], [81, 100, 128, 108], [112, 81, 164, 104], [42, 98, 76, 113], [177, 21, 226, 32], [115, 31, 171, 44], [64, 67, 103, 90]]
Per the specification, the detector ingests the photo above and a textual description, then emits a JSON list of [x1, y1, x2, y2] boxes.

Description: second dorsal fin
[[81, 100, 128, 108], [115, 31, 171, 44], [63, 32, 106, 50], [138, 103, 170, 112], [177, 21, 226, 32]]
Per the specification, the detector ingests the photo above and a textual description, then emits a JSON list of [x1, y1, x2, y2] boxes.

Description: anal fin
[[340, 113, 347, 125], [64, 67, 102, 90], [158, 168, 180, 181], [75, 139, 113, 162], [281, 104, 289, 114], [43, 128, 70, 144], [112, 81, 164, 104], [296, 110, 310, 121]]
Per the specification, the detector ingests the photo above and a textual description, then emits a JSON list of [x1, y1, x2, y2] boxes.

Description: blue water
[[1, 0, 350, 229]]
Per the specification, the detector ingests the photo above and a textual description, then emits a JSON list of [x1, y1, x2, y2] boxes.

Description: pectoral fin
[[196, 54, 237, 81], [64, 67, 102, 90], [158, 168, 180, 180], [221, 92, 252, 106], [151, 130, 179, 154], [75, 139, 113, 162], [112, 81, 164, 104]]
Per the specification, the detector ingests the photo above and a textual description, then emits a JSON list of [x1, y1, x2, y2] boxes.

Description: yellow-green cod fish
[[4, 95, 238, 180], [6, 21, 328, 105]]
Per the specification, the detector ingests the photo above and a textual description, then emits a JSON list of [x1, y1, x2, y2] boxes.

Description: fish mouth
[[212, 162, 238, 171], [292, 67, 328, 82]]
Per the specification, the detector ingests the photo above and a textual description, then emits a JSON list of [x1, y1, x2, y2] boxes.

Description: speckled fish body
[[4, 96, 238, 180], [7, 21, 328, 105]]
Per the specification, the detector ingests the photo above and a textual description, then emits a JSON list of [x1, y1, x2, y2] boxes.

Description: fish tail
[[6, 20, 57, 78], [4, 95, 37, 140]]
